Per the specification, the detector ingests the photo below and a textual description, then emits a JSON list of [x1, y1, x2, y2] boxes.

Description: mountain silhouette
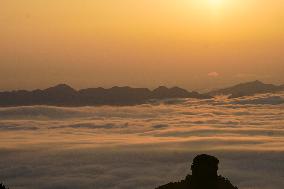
[[156, 154, 238, 189], [0, 85, 211, 107], [151, 87, 210, 99], [208, 80, 284, 98], [44, 84, 77, 94], [1, 81, 282, 106]]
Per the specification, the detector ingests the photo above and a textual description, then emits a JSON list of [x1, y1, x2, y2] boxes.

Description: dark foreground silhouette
[[156, 154, 238, 189], [0, 183, 8, 189], [1, 155, 238, 189]]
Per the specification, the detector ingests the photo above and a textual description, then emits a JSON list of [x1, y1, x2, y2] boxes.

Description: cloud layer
[[0, 92, 283, 189]]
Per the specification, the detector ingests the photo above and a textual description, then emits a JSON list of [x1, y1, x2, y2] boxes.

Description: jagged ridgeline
[[207, 80, 284, 98], [0, 80, 283, 106], [0, 85, 210, 106]]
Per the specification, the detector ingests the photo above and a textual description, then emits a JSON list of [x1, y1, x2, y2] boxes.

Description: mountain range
[[0, 80, 283, 106], [0, 85, 210, 107], [207, 80, 284, 98]]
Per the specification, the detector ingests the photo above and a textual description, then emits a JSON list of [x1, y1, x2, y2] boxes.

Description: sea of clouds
[[0, 92, 283, 189]]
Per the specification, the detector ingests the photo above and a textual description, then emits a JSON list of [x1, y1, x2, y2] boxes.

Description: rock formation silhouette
[[156, 154, 238, 189], [0, 183, 8, 189]]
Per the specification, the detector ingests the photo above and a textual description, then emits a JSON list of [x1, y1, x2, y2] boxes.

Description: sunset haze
[[1, 0, 283, 90]]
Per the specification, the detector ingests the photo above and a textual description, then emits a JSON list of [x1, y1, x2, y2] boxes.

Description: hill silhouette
[[0, 85, 211, 107], [156, 154, 238, 189], [208, 80, 284, 98]]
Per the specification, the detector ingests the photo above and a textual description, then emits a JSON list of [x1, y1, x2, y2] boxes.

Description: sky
[[0, 0, 283, 91]]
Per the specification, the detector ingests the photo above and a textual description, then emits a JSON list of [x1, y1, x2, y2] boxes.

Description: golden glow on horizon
[[0, 0, 283, 90], [208, 0, 223, 7]]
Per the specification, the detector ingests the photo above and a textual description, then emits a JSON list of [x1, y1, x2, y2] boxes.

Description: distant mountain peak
[[154, 86, 169, 91], [253, 80, 263, 84], [239, 80, 264, 86], [44, 84, 76, 93], [54, 83, 72, 89], [208, 80, 284, 98]]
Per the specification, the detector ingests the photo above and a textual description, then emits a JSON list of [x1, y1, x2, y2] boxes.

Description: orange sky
[[0, 0, 283, 91]]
